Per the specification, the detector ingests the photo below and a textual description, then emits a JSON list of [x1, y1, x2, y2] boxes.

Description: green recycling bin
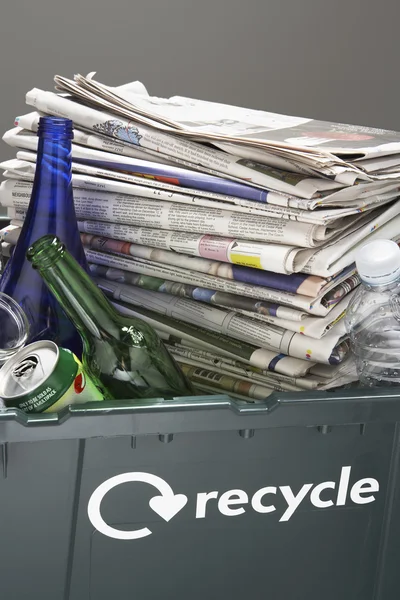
[[0, 389, 399, 599]]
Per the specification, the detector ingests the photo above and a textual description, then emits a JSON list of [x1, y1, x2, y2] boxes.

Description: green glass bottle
[[26, 235, 195, 401]]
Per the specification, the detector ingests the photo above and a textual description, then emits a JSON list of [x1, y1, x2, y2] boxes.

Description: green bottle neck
[[34, 249, 121, 341]]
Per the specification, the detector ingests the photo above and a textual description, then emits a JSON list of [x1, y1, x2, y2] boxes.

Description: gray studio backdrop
[[0, 0, 399, 161]]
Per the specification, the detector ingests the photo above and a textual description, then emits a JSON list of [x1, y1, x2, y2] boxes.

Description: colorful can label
[[0, 340, 104, 413]]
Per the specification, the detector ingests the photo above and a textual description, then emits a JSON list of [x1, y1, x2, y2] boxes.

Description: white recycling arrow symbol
[[88, 472, 188, 540]]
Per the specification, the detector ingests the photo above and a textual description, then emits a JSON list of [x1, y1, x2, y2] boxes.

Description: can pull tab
[[390, 294, 400, 323], [11, 354, 45, 392]]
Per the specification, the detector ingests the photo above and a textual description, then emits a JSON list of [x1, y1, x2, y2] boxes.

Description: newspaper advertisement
[[111, 298, 315, 376], [95, 277, 349, 364]]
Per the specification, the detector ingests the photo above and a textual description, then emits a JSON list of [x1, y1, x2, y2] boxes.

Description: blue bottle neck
[[31, 136, 74, 213]]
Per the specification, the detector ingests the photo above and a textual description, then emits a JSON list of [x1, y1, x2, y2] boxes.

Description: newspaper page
[[3, 148, 393, 225], [14, 112, 325, 178], [310, 358, 356, 380], [78, 222, 357, 293], [2, 176, 395, 270], [173, 355, 355, 398], [14, 112, 181, 167], [111, 298, 315, 376], [81, 233, 362, 314], [89, 260, 355, 339], [88, 264, 307, 322], [165, 342, 357, 390], [3, 221, 352, 299], [356, 153, 400, 173], [7, 196, 400, 279], [95, 277, 348, 364], [2, 151, 399, 213], [219, 290, 356, 339], [0, 215, 330, 293], [178, 362, 282, 401], [54, 74, 340, 165], [85, 248, 347, 316], [0, 224, 21, 245], [79, 232, 358, 300], [7, 151, 293, 210], [0, 179, 344, 248], [167, 345, 311, 390], [55, 74, 400, 162], [4, 126, 288, 204], [25, 88, 352, 199], [33, 154, 400, 213], [89, 262, 355, 335], [15, 111, 333, 192], [297, 204, 400, 276]]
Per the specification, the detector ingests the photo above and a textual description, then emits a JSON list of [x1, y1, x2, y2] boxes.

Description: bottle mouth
[[27, 235, 65, 269], [37, 116, 74, 140]]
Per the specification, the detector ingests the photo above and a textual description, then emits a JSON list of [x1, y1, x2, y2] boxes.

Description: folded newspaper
[[87, 263, 353, 339], [2, 171, 400, 277], [94, 276, 349, 364], [53, 73, 400, 166]]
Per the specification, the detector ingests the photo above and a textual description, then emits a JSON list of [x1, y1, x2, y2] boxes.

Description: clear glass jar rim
[[0, 292, 30, 351]]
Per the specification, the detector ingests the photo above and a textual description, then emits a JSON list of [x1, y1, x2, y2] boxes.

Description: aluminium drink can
[[0, 340, 103, 413]]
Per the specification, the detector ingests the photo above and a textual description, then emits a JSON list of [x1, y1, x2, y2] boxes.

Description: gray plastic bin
[[0, 389, 399, 600]]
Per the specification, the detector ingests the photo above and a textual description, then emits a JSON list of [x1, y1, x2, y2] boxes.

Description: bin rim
[[1, 388, 400, 442]]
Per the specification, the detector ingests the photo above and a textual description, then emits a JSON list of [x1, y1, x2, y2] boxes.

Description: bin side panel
[[0, 439, 83, 600], [373, 422, 400, 600], [65, 423, 395, 600]]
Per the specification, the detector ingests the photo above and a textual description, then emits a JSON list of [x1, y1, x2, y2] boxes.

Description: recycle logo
[[88, 467, 380, 541], [87, 472, 188, 540]]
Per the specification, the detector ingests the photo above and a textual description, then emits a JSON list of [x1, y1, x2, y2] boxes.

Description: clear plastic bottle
[[345, 239, 400, 387]]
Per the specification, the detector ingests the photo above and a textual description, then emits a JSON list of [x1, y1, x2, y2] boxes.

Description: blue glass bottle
[[0, 116, 87, 356]]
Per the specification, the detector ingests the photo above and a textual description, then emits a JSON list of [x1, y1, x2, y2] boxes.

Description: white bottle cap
[[355, 239, 400, 286]]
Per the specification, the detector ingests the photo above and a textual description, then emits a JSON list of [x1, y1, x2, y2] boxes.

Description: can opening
[[10, 354, 46, 393]]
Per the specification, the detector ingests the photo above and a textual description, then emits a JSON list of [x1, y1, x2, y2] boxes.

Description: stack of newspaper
[[2, 73, 400, 401]]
